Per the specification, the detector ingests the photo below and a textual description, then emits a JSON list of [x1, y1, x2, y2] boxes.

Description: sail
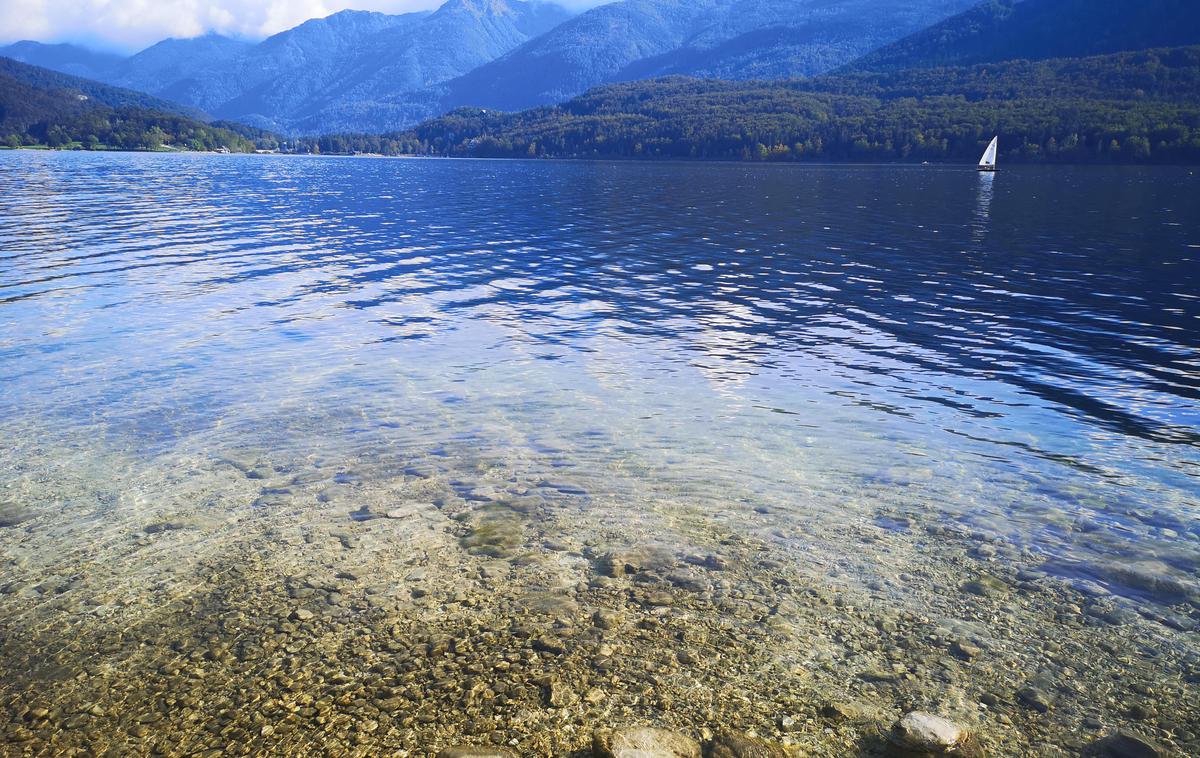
[[979, 136, 998, 167]]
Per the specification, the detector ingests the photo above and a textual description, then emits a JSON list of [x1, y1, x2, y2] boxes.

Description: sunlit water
[[0, 151, 1197, 755]]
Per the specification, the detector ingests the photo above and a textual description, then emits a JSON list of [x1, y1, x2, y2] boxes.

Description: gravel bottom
[[1, 441, 1197, 757]]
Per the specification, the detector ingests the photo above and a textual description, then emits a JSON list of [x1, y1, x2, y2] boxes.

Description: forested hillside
[[0, 56, 205, 117], [0, 58, 255, 151], [369, 47, 1200, 164], [848, 0, 1200, 72]]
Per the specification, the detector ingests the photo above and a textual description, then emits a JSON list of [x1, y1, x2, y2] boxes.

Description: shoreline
[[5, 146, 1200, 168]]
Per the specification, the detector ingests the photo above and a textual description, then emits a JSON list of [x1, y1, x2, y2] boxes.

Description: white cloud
[[0, 0, 606, 53]]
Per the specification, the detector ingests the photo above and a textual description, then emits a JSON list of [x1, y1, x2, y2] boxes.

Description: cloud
[[0, 0, 606, 53]]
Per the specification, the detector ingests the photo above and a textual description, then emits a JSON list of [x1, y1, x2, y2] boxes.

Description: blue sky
[[0, 0, 606, 53]]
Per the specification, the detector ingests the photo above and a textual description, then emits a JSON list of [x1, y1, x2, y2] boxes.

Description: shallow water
[[0, 152, 1197, 756]]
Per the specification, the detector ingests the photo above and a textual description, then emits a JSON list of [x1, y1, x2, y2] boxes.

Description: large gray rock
[[592, 727, 702, 758], [888, 711, 980, 756]]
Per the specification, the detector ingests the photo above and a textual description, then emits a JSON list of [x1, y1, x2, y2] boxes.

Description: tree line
[[323, 46, 1200, 164]]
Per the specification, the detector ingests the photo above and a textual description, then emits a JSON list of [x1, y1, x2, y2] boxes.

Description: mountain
[[107, 33, 254, 96], [848, 0, 1200, 72], [283, 0, 573, 134], [393, 46, 1200, 164], [0, 57, 255, 151], [74, 0, 572, 135], [439, 0, 978, 113], [0, 41, 123, 80]]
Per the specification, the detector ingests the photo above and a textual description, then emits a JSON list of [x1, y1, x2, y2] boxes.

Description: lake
[[0, 151, 1197, 755]]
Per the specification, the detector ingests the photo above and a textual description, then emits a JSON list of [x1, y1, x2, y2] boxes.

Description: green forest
[[0, 62, 258, 152], [354, 46, 1200, 164]]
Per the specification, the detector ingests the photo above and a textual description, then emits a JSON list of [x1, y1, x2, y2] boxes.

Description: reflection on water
[[973, 171, 993, 241], [0, 152, 1197, 755]]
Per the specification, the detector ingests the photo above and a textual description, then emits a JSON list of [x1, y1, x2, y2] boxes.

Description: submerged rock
[[595, 546, 676, 578], [592, 727, 702, 758], [1017, 685, 1054, 713], [438, 748, 517, 758], [961, 575, 1008, 598], [0, 502, 35, 528], [1086, 731, 1163, 758], [888, 711, 979, 756], [708, 730, 789, 758]]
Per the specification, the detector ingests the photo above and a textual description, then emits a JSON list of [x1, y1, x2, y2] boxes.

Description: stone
[[544, 679, 576, 708], [592, 727, 702, 758], [888, 712, 976, 755], [1017, 686, 1053, 713], [593, 609, 623, 630], [1101, 560, 1194, 601], [290, 609, 314, 622], [708, 730, 789, 758], [1087, 731, 1163, 758], [596, 546, 676, 578], [0, 502, 36, 528], [438, 748, 517, 758], [951, 640, 983, 660], [961, 575, 1008, 598], [821, 701, 864, 722]]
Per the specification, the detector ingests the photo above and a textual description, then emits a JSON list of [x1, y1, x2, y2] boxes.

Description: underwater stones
[[1017, 685, 1054, 713], [596, 546, 677, 578], [642, 591, 674, 608], [888, 712, 977, 756], [593, 609, 623, 630], [1086, 731, 1164, 758], [666, 570, 710, 593], [708, 730, 789, 758], [592, 727, 702, 758], [290, 609, 315, 622], [961, 575, 1008, 598], [821, 701, 867, 723], [951, 640, 983, 660], [143, 520, 186, 534], [349, 505, 388, 522], [459, 507, 524, 559], [1100, 561, 1194, 601], [438, 749, 517, 758], [542, 678, 576, 709], [0, 502, 35, 528]]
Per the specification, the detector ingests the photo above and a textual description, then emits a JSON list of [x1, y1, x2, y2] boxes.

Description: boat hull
[[977, 166, 997, 172]]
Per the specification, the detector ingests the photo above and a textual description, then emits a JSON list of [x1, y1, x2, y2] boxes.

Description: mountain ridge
[[847, 0, 1200, 72]]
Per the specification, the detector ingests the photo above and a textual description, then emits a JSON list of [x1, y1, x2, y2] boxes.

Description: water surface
[[0, 152, 1197, 755]]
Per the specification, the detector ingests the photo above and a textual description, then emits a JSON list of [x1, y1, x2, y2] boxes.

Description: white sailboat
[[977, 136, 998, 172]]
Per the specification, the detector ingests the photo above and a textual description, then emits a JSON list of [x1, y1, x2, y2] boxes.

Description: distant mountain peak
[[437, 0, 517, 18]]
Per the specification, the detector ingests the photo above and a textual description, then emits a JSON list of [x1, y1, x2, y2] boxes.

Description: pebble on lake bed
[[592, 727, 702, 758], [888, 711, 980, 756], [1087, 730, 1164, 758], [708, 730, 790, 758], [0, 502, 35, 528]]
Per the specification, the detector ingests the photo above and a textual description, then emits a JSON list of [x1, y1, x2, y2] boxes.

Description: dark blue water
[[0, 151, 1197, 595]]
